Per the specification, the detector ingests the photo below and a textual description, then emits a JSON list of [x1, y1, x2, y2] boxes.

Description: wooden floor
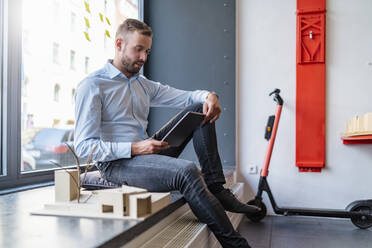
[[238, 215, 372, 248]]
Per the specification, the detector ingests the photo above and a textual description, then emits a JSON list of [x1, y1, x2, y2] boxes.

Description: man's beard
[[121, 56, 143, 75]]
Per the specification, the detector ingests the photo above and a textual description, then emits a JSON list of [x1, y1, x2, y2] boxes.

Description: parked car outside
[[21, 148, 36, 172], [23, 128, 77, 170]]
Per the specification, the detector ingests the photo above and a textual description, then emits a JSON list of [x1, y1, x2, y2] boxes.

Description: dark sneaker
[[215, 188, 261, 215]]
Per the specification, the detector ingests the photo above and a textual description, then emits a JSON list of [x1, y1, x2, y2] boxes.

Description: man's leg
[[156, 103, 260, 214], [97, 155, 251, 248]]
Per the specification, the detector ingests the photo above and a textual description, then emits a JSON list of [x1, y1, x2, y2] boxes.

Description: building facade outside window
[[70, 50, 76, 70], [0, 0, 142, 190], [70, 12, 76, 32], [54, 84, 60, 102], [71, 88, 76, 103], [19, 0, 140, 174], [52, 42, 59, 64], [84, 56, 89, 74]]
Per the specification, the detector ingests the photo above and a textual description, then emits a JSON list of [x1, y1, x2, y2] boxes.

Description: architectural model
[[344, 113, 372, 136], [31, 170, 170, 220]]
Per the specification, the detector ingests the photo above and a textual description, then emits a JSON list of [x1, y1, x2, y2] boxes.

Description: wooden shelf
[[342, 135, 372, 144]]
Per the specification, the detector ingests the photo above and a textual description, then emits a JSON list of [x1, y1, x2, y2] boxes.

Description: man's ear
[[115, 38, 124, 52]]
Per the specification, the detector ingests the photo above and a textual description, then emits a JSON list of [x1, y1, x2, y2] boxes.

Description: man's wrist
[[130, 142, 136, 156]]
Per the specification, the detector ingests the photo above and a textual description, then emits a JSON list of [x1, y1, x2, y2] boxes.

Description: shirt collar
[[105, 59, 140, 80]]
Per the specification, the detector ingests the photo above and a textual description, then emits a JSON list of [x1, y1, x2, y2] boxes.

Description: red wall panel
[[296, 0, 326, 172]]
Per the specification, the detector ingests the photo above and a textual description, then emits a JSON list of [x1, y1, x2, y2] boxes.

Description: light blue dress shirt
[[74, 60, 209, 162]]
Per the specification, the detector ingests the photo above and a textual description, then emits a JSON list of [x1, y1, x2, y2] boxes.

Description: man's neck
[[112, 59, 134, 79]]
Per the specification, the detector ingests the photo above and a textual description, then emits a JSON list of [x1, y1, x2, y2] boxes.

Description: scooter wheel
[[246, 199, 267, 223], [350, 205, 372, 229]]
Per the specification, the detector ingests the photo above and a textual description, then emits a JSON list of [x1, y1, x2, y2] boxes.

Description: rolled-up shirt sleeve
[[74, 79, 132, 162], [140, 77, 209, 108]]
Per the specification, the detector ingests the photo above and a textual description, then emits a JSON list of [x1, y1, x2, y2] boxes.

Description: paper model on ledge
[[31, 171, 171, 220], [54, 169, 79, 202], [344, 113, 372, 137]]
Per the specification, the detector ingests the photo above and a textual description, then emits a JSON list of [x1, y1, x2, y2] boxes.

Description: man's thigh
[[99, 154, 195, 192]]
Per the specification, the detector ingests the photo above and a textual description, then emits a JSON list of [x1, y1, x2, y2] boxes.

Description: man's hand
[[203, 92, 221, 124], [131, 138, 170, 156]]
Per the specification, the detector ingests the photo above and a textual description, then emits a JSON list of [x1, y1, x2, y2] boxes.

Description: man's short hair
[[115, 19, 152, 40]]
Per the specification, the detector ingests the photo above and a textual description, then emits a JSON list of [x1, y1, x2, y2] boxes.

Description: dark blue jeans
[[97, 103, 250, 248]]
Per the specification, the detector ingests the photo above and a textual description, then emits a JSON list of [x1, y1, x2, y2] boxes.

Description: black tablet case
[[157, 111, 205, 147]]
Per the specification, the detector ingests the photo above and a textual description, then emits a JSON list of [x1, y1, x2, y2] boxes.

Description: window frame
[[0, 0, 144, 191], [0, 0, 4, 177]]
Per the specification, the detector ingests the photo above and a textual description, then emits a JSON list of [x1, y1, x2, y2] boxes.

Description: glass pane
[[21, 0, 139, 172]]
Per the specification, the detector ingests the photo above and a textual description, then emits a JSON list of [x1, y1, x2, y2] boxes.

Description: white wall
[[237, 0, 372, 214]]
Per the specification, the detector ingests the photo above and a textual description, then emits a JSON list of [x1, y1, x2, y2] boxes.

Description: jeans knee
[[179, 161, 201, 181]]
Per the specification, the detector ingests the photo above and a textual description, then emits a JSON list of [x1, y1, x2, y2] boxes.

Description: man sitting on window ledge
[[74, 18, 259, 248]]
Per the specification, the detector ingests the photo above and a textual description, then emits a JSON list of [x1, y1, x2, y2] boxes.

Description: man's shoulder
[[138, 74, 149, 82], [86, 67, 109, 82], [77, 68, 108, 89], [138, 74, 161, 86]]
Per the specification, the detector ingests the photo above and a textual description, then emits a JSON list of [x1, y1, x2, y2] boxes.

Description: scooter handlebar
[[269, 88, 283, 106]]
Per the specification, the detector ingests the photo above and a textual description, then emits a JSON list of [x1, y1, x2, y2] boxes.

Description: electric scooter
[[247, 89, 372, 229]]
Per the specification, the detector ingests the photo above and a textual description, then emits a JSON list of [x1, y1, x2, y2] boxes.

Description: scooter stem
[[261, 94, 283, 177]]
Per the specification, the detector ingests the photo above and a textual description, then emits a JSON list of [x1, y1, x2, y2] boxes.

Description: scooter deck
[[274, 206, 372, 218]]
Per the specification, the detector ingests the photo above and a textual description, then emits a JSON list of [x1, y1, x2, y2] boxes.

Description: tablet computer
[[160, 111, 205, 147]]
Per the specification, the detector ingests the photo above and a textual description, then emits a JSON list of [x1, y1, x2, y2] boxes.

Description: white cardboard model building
[[344, 112, 372, 136], [54, 169, 79, 202], [97, 185, 148, 217], [31, 170, 170, 220]]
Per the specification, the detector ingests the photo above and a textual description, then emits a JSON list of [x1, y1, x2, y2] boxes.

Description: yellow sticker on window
[[84, 32, 91, 41], [84, 1, 90, 13], [105, 30, 111, 38], [84, 17, 90, 28]]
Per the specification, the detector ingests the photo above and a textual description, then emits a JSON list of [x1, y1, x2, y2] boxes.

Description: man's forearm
[[74, 139, 132, 162]]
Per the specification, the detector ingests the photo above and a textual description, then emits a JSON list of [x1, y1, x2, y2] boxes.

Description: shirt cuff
[[115, 142, 132, 159]]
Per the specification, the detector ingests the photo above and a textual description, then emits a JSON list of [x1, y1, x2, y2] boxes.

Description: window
[[52, 42, 59, 64], [71, 88, 76, 103], [22, 76, 29, 97], [70, 50, 76, 70], [104, 0, 108, 13], [54, 84, 60, 102], [103, 32, 108, 48], [84, 56, 89, 74], [0, 0, 3, 176], [22, 30, 30, 54], [70, 12, 76, 32], [129, 0, 139, 7], [53, 0, 60, 24], [0, 0, 142, 190]]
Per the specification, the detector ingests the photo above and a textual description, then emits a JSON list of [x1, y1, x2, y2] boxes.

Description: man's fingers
[[149, 141, 169, 154], [149, 139, 162, 145], [152, 140, 168, 147], [161, 142, 170, 149], [156, 143, 170, 153], [210, 113, 220, 123], [203, 102, 208, 115], [205, 105, 214, 119], [157, 141, 170, 149], [202, 103, 209, 124]]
